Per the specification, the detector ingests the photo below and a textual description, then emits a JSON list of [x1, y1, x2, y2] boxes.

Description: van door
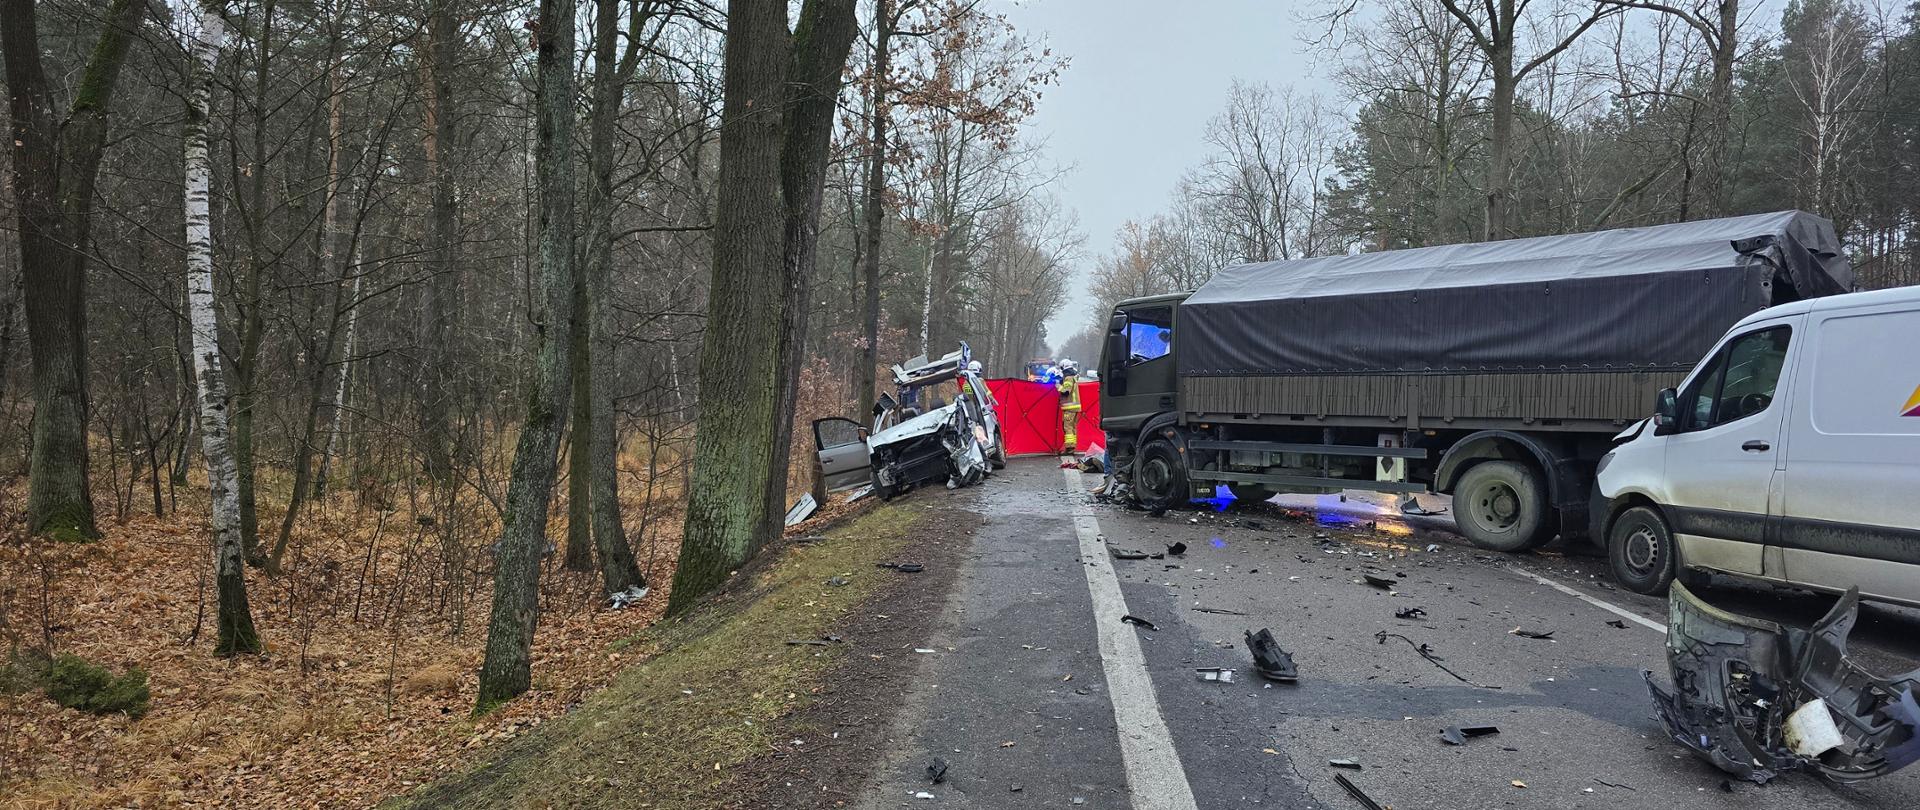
[[1661, 320, 1799, 577], [813, 417, 872, 492], [1777, 301, 1920, 605]]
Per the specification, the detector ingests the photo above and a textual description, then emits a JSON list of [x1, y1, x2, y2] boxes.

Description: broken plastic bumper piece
[[1646, 583, 1920, 784]]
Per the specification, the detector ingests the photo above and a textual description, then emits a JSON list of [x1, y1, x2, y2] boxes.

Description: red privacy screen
[[984, 379, 1104, 457]]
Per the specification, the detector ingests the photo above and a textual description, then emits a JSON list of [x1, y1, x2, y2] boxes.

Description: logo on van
[[1905, 384, 1920, 417]]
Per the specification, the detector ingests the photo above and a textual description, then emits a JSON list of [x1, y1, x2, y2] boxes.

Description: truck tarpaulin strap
[[986, 378, 1063, 455], [1179, 210, 1854, 377]]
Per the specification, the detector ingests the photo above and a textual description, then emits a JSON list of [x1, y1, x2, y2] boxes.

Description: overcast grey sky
[[1000, 0, 1339, 350]]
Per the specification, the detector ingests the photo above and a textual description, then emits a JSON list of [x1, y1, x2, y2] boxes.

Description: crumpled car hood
[[1646, 583, 1920, 784], [869, 404, 959, 448]]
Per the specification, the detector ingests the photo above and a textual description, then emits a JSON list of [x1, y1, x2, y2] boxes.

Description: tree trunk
[[761, 0, 859, 542], [2, 0, 145, 540], [1484, 57, 1515, 240], [857, 0, 892, 419], [580, 0, 656, 595], [231, 0, 277, 568], [183, 1, 261, 657], [1699, 0, 1737, 218], [312, 267, 360, 499], [564, 303, 595, 571], [476, 0, 579, 710], [418, 0, 459, 482], [667, 0, 795, 616]]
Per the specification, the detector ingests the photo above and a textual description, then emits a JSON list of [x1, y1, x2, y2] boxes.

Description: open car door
[[813, 417, 872, 492]]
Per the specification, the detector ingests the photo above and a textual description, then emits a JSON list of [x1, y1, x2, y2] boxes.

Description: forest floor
[[0, 465, 865, 809]]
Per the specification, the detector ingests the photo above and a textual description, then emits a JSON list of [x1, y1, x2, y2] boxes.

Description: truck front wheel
[[1453, 461, 1553, 552], [1134, 438, 1188, 512]]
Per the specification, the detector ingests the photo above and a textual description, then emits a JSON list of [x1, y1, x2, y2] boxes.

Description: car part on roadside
[[1509, 628, 1555, 640], [1121, 614, 1158, 631], [1439, 724, 1500, 746], [607, 585, 650, 609], [1333, 773, 1386, 810], [783, 493, 818, 527], [925, 758, 947, 784], [1192, 606, 1248, 616], [1195, 667, 1235, 684], [1329, 758, 1362, 769], [1108, 548, 1154, 561], [1646, 583, 1920, 784], [1374, 631, 1502, 689], [876, 562, 924, 573], [1245, 628, 1298, 683], [1361, 573, 1396, 590], [1394, 607, 1427, 620], [1606, 619, 1627, 629], [1165, 541, 1187, 556]]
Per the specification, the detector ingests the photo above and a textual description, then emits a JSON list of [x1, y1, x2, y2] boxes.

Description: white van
[[1593, 285, 1920, 605]]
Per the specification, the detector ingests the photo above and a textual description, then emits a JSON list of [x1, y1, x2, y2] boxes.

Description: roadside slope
[[390, 498, 975, 809]]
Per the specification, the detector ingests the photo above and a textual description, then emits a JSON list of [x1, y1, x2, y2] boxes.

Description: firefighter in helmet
[[1057, 359, 1081, 455]]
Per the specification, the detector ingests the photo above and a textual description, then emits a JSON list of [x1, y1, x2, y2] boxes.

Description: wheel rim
[[1140, 457, 1171, 498], [1472, 481, 1520, 532], [1622, 525, 1662, 576]]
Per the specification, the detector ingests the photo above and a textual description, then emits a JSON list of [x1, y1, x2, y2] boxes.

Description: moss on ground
[[388, 503, 921, 810], [44, 654, 151, 719]]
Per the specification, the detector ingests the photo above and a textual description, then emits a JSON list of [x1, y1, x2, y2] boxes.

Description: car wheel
[[1608, 505, 1676, 595], [1453, 460, 1552, 552], [1227, 482, 1275, 503], [1134, 438, 1188, 512], [989, 432, 1008, 470]]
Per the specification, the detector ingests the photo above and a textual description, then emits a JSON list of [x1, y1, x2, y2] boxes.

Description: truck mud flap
[[1646, 583, 1920, 784]]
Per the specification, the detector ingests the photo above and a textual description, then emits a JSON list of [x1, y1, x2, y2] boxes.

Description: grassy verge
[[388, 502, 922, 809]]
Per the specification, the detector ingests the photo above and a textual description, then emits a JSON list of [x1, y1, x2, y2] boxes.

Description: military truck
[[1096, 211, 1853, 552]]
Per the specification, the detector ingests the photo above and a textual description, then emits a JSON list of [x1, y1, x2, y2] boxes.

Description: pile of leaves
[[0, 467, 692, 808]]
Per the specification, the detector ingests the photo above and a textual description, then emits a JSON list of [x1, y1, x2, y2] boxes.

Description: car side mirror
[[874, 392, 896, 417], [1652, 388, 1678, 435]]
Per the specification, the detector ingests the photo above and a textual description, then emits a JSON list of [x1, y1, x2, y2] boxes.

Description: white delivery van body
[[1594, 285, 1920, 605]]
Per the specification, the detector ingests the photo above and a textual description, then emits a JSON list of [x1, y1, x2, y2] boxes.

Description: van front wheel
[[1608, 505, 1675, 595], [1453, 461, 1552, 552]]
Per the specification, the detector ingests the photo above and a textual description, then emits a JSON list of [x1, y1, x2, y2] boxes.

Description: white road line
[[1504, 566, 1667, 634], [1063, 468, 1200, 810]]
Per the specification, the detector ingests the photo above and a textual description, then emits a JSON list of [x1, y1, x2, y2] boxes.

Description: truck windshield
[[1128, 307, 1172, 362]]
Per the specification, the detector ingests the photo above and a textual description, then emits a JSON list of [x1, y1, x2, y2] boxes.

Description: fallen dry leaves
[[0, 469, 705, 809]]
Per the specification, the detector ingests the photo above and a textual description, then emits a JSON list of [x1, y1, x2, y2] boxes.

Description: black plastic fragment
[[926, 758, 948, 784], [1121, 614, 1158, 631], [1362, 573, 1395, 590], [1333, 773, 1385, 810], [1439, 724, 1500, 745], [876, 562, 924, 573], [1606, 619, 1627, 629], [1395, 607, 1427, 620], [1329, 758, 1362, 770], [1245, 627, 1298, 682], [1110, 549, 1150, 560], [1510, 628, 1554, 640], [1166, 541, 1188, 556]]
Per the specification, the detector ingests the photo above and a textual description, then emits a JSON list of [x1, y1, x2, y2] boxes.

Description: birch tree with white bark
[[179, 0, 261, 656]]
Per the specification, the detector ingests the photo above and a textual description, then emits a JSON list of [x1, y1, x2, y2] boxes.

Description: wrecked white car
[[1647, 582, 1920, 784], [812, 345, 1007, 501]]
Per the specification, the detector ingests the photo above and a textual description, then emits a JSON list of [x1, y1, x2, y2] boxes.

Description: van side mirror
[[1652, 388, 1678, 435]]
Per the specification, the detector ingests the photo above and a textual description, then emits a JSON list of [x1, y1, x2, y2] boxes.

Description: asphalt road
[[855, 458, 1920, 809]]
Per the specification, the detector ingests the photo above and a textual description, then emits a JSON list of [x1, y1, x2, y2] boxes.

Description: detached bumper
[[1647, 583, 1920, 783]]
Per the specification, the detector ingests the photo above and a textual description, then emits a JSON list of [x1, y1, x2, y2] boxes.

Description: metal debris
[[1245, 628, 1298, 683], [1196, 668, 1235, 684], [1329, 758, 1362, 770], [1394, 607, 1427, 620], [1361, 573, 1396, 590], [1121, 614, 1158, 632], [877, 562, 925, 573], [1375, 631, 1500, 689], [1509, 627, 1555, 640], [1333, 773, 1385, 810]]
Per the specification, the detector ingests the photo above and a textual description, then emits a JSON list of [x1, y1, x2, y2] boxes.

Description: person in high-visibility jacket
[[1057, 359, 1081, 455]]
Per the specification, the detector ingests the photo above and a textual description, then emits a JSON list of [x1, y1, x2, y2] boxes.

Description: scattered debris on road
[[1375, 631, 1501, 689], [1110, 548, 1152, 560], [825, 576, 850, 587], [877, 562, 925, 573], [1361, 573, 1396, 590], [1605, 619, 1627, 629], [1394, 607, 1427, 620], [1510, 780, 1527, 789], [1439, 724, 1500, 745], [1647, 583, 1920, 784], [925, 758, 947, 784], [1192, 606, 1247, 616], [783, 636, 842, 647], [1196, 667, 1235, 683], [1592, 777, 1635, 791], [1333, 773, 1386, 810], [1121, 614, 1159, 631], [1329, 758, 1362, 770], [1245, 628, 1298, 682], [1509, 627, 1555, 640], [1166, 541, 1188, 556]]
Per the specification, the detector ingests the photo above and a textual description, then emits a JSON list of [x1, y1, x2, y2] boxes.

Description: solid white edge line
[[1063, 468, 1201, 810], [1505, 565, 1667, 634]]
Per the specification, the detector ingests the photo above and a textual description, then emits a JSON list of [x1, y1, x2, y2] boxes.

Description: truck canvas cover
[[1179, 211, 1853, 377]]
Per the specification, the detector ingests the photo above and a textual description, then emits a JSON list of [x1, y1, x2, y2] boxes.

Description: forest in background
[[1064, 0, 1920, 359]]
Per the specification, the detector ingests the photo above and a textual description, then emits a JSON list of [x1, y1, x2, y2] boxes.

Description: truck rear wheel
[[1134, 438, 1188, 512], [1453, 461, 1553, 552]]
